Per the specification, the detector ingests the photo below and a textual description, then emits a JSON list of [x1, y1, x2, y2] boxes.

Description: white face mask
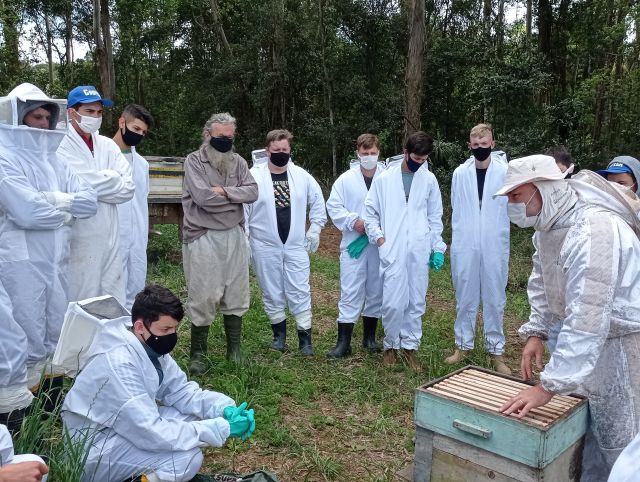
[[359, 154, 378, 170], [75, 114, 102, 134], [507, 189, 540, 228]]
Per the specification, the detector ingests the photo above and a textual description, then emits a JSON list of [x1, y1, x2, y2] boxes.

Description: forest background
[[1, 0, 639, 182]]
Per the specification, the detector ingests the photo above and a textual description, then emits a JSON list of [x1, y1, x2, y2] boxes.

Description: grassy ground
[[142, 222, 536, 481]]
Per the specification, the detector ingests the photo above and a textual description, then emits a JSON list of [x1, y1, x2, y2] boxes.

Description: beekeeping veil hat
[[0, 83, 66, 130]]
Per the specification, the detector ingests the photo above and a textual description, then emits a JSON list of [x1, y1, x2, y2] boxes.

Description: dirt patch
[[317, 224, 341, 259]]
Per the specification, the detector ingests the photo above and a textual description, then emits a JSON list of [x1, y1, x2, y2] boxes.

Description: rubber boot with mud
[[297, 328, 314, 356], [444, 349, 469, 365], [327, 323, 353, 359], [492, 355, 512, 375], [361, 316, 382, 353], [383, 349, 398, 367], [270, 320, 287, 352], [223, 314, 243, 363], [189, 324, 210, 375], [0, 408, 25, 436]]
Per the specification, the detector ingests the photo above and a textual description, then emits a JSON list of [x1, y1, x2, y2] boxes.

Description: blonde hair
[[470, 123, 493, 139], [356, 133, 379, 150], [265, 129, 293, 147]]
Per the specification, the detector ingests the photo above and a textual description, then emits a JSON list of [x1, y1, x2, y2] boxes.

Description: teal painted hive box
[[413, 366, 588, 482]]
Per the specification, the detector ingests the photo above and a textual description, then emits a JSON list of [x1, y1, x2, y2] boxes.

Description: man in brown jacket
[[182, 112, 258, 374]]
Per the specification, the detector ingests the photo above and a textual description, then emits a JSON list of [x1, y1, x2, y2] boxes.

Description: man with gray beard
[[182, 112, 258, 374]]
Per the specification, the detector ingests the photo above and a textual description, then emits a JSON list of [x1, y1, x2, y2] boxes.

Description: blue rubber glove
[[429, 252, 445, 272], [347, 234, 369, 259]]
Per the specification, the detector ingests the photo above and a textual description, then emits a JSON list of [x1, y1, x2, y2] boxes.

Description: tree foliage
[[2, 0, 639, 177]]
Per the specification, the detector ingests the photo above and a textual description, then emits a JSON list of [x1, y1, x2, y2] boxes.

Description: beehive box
[[413, 366, 588, 482], [145, 156, 185, 226]]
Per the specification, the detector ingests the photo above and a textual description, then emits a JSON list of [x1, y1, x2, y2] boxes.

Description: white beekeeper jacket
[[364, 162, 446, 349], [117, 146, 149, 309], [58, 122, 135, 305], [518, 173, 640, 481], [450, 151, 510, 353], [0, 83, 98, 389], [62, 318, 235, 458]]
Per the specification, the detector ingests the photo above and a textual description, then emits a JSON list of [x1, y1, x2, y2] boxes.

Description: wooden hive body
[[412, 366, 588, 482]]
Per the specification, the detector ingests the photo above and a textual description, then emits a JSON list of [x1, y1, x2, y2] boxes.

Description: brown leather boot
[[492, 355, 512, 375], [403, 349, 422, 372], [444, 349, 469, 365], [383, 349, 397, 367]]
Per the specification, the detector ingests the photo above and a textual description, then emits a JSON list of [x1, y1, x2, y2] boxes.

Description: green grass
[[12, 223, 535, 481]]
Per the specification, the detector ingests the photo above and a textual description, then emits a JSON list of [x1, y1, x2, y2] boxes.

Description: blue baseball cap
[[67, 85, 113, 108], [597, 161, 633, 177]]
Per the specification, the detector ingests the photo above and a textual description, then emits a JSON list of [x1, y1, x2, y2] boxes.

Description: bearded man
[[182, 113, 258, 374]]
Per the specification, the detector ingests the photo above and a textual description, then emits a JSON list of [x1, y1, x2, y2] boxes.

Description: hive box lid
[[414, 366, 588, 468]]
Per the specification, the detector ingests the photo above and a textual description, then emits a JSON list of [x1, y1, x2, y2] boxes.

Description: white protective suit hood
[[0, 83, 67, 155], [530, 180, 578, 232]]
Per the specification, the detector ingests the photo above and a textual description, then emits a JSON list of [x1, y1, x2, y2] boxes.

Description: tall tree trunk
[[44, 12, 54, 86], [537, 0, 552, 57], [318, 0, 337, 177], [65, 0, 73, 67], [92, 0, 115, 106], [526, 0, 532, 40], [0, 0, 21, 81], [210, 0, 232, 56], [404, 0, 425, 136]]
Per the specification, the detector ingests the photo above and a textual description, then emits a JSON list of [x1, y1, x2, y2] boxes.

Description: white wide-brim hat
[[493, 154, 569, 197]]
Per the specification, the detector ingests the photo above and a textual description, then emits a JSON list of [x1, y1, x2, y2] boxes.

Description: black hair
[[122, 103, 155, 128], [405, 131, 434, 156], [131, 285, 184, 327], [544, 146, 573, 169]]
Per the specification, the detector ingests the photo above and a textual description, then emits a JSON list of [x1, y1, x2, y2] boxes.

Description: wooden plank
[[431, 448, 520, 482], [413, 426, 433, 482]]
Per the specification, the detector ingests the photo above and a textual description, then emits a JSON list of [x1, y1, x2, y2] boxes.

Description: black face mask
[[143, 324, 177, 356], [121, 123, 144, 147], [406, 155, 424, 173], [471, 146, 492, 162], [270, 152, 290, 167], [209, 136, 233, 153]]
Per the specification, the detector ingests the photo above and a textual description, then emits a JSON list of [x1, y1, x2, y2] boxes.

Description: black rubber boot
[[189, 324, 210, 375], [270, 320, 287, 352], [327, 323, 353, 359], [40, 375, 65, 414], [223, 314, 243, 363], [362, 316, 382, 353], [0, 408, 25, 436], [297, 328, 314, 356]]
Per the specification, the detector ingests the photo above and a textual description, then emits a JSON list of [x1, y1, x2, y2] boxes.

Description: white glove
[[304, 223, 322, 253], [197, 418, 230, 448], [62, 212, 74, 226], [41, 191, 74, 212]]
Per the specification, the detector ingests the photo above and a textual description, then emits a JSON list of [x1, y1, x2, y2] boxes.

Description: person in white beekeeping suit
[[326, 133, 384, 358], [0, 424, 48, 481], [57, 85, 135, 306], [0, 83, 98, 425], [498, 155, 640, 482], [62, 285, 256, 482], [445, 123, 511, 374], [245, 129, 327, 356], [112, 104, 154, 310], [364, 131, 446, 371]]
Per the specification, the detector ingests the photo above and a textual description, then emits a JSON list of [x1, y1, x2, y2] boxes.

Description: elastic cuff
[[294, 309, 312, 330], [268, 312, 286, 324]]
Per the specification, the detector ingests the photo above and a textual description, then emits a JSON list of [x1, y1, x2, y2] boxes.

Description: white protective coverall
[[0, 84, 98, 389], [450, 152, 509, 354], [245, 162, 327, 328], [62, 318, 235, 482], [364, 162, 446, 350], [607, 432, 640, 482], [57, 122, 135, 306], [518, 174, 640, 482], [326, 161, 384, 323], [117, 146, 149, 309], [0, 424, 48, 480]]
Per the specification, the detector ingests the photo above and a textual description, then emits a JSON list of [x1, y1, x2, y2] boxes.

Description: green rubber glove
[[429, 251, 445, 272], [347, 234, 369, 259], [223, 402, 256, 441]]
